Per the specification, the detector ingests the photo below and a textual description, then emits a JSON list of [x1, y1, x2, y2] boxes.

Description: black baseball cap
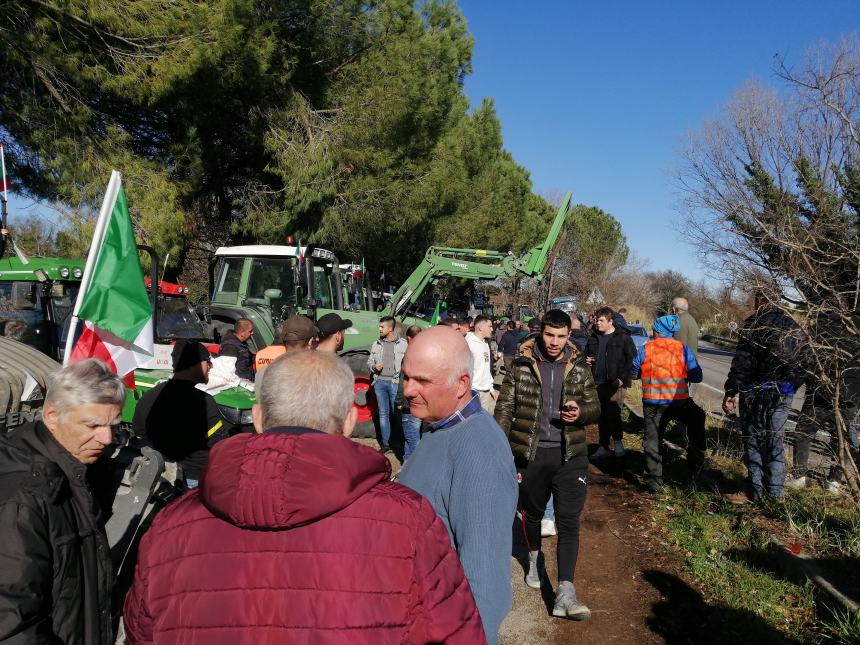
[[317, 312, 353, 338], [172, 340, 211, 372]]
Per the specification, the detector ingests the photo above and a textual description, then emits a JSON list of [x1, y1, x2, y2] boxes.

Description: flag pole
[[0, 144, 8, 203], [0, 145, 8, 259], [63, 170, 122, 366]]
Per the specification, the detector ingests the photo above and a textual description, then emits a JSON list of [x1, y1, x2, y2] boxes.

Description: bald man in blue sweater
[[399, 326, 518, 645]]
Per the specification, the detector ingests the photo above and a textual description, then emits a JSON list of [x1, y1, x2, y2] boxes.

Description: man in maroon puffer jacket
[[124, 350, 485, 645]]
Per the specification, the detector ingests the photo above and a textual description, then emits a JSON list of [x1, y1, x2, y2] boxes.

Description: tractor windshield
[[312, 265, 335, 309], [0, 280, 80, 358], [157, 296, 208, 340], [246, 257, 297, 305]]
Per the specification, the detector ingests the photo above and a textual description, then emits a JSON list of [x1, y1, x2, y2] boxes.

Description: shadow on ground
[[586, 422, 749, 496], [644, 569, 801, 644], [727, 544, 860, 611]]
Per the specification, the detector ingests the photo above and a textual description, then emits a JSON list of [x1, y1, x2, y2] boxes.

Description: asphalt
[[694, 341, 735, 413], [693, 341, 807, 420]]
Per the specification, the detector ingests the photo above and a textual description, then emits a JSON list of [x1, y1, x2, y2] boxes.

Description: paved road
[[694, 341, 735, 413], [693, 341, 806, 431]]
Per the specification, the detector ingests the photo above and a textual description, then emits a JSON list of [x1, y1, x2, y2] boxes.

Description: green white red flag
[[66, 171, 153, 378], [429, 300, 447, 325]]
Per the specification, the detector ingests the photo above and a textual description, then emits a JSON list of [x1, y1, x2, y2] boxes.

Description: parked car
[[628, 324, 649, 350]]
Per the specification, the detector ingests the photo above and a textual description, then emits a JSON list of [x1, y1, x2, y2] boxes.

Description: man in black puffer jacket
[[585, 306, 637, 459], [495, 309, 600, 621], [0, 359, 125, 644], [723, 295, 808, 502]]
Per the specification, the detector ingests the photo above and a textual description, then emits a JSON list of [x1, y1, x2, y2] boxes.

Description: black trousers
[[597, 382, 624, 447], [643, 399, 706, 487], [517, 447, 588, 583]]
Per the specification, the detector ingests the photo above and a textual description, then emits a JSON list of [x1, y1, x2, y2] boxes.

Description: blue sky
[[456, 0, 858, 282]]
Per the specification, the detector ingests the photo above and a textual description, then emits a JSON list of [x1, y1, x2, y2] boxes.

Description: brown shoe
[[724, 492, 752, 505]]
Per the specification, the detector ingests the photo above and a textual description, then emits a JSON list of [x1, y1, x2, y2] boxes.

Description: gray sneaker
[[552, 581, 591, 620], [525, 551, 541, 589]]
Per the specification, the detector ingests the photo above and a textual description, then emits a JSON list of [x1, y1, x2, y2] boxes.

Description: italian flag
[[429, 300, 447, 326], [66, 171, 153, 378]]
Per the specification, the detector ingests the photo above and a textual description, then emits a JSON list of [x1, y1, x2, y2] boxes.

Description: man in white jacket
[[466, 315, 497, 412]]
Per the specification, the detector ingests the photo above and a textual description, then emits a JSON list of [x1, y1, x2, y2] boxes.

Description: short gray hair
[[46, 359, 126, 413], [258, 350, 354, 433], [447, 340, 473, 387], [672, 297, 689, 312]]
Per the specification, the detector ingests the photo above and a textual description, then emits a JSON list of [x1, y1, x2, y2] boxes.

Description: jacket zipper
[[527, 354, 571, 462], [550, 366, 570, 462]]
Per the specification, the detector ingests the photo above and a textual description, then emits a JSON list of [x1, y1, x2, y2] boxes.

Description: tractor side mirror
[[264, 288, 282, 302], [11, 282, 36, 309]]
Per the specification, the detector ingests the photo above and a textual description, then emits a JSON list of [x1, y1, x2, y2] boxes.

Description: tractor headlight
[[59, 266, 70, 278], [72, 267, 83, 279]]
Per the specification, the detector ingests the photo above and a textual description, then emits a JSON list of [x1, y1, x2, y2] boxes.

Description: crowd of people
[[0, 293, 854, 644]]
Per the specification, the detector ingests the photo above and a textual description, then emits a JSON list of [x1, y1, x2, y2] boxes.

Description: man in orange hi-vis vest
[[632, 314, 706, 494], [255, 316, 318, 383]]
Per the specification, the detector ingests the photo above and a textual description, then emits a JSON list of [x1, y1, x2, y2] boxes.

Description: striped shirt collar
[[425, 391, 482, 432]]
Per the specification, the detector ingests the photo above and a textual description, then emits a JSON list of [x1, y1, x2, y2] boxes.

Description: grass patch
[[770, 489, 860, 557], [821, 607, 860, 644], [652, 488, 818, 642], [635, 413, 860, 643]]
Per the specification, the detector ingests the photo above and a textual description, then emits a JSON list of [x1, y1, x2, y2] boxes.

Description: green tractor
[[379, 191, 572, 325], [0, 256, 85, 431], [208, 244, 384, 352], [0, 251, 257, 433], [203, 192, 573, 436]]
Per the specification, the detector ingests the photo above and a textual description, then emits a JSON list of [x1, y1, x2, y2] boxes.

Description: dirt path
[[500, 462, 665, 644], [357, 431, 706, 645]]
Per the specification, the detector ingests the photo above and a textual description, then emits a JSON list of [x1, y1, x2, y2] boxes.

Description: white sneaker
[[785, 475, 807, 489], [826, 479, 844, 494], [541, 518, 557, 537], [614, 442, 625, 457], [591, 446, 611, 460]]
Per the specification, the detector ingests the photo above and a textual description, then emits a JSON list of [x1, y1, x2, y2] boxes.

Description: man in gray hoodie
[[367, 316, 407, 454]]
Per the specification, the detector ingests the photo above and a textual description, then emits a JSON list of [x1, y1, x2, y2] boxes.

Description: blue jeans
[[543, 495, 555, 521], [740, 390, 792, 498], [402, 412, 421, 459], [373, 380, 399, 447]]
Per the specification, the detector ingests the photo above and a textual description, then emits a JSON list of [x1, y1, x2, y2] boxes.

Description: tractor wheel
[[339, 350, 378, 440]]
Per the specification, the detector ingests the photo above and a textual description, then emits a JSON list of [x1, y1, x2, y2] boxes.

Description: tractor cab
[[209, 245, 347, 350], [144, 277, 210, 342], [0, 257, 84, 361]]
